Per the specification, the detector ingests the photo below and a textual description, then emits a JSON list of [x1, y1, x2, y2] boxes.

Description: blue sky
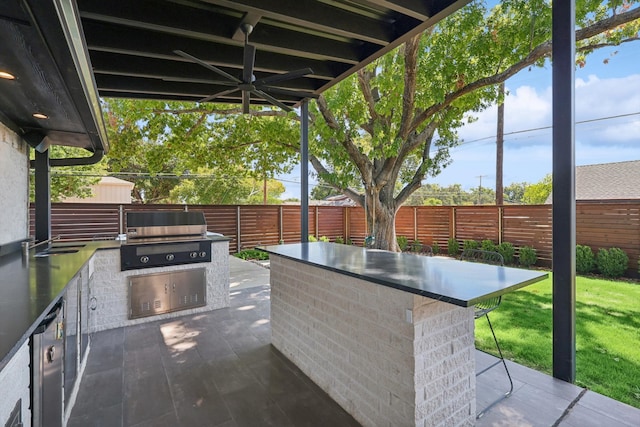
[[279, 39, 640, 199]]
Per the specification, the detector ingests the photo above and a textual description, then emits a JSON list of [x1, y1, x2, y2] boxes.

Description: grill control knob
[[199, 251, 207, 258], [140, 256, 149, 264], [190, 252, 198, 258], [166, 254, 175, 261]]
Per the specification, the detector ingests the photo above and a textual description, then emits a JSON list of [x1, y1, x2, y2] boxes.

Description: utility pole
[[496, 82, 505, 205], [476, 175, 487, 205]]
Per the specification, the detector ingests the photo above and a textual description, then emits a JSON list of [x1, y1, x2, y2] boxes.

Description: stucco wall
[[0, 339, 31, 427], [0, 122, 29, 245]]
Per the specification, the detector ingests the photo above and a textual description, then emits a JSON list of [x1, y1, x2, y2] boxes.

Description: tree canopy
[[308, 0, 640, 249], [523, 174, 553, 204], [100, 99, 300, 204]]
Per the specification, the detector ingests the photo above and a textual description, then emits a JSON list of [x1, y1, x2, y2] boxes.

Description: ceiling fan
[[174, 23, 318, 113]]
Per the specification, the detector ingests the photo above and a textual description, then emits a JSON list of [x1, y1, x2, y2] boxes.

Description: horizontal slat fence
[[30, 201, 639, 276]]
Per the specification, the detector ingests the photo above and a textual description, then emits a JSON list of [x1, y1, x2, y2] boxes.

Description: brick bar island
[[262, 242, 547, 427]]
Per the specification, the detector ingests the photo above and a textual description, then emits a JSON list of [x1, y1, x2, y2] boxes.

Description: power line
[[452, 111, 640, 148]]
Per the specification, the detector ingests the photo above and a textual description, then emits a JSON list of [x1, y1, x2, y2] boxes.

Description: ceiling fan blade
[[260, 86, 320, 99], [253, 68, 314, 86], [243, 44, 256, 84], [174, 50, 241, 84], [253, 90, 292, 112], [199, 88, 238, 103], [242, 90, 251, 114]]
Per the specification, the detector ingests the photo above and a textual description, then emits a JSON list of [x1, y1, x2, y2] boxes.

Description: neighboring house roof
[[546, 160, 640, 203], [284, 194, 357, 207]]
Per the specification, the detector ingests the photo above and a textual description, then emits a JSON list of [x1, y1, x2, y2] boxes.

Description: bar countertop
[[0, 241, 120, 371], [262, 242, 548, 307]]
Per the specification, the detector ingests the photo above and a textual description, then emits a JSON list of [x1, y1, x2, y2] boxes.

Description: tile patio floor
[[68, 258, 640, 427]]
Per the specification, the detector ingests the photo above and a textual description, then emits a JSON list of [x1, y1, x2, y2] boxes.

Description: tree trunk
[[365, 188, 399, 251]]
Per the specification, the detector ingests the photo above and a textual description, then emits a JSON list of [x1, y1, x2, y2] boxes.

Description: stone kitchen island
[[261, 242, 548, 427]]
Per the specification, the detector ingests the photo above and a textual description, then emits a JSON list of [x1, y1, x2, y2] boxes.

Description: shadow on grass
[[476, 287, 640, 408]]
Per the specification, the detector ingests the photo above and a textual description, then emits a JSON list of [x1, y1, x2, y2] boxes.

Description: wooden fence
[[30, 201, 639, 275]]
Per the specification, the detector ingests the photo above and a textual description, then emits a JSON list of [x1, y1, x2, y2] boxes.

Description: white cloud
[[279, 71, 640, 196]]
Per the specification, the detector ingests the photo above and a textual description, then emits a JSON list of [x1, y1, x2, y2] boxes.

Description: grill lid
[[126, 211, 207, 240]]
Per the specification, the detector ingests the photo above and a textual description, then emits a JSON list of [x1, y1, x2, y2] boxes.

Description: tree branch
[[395, 133, 435, 206], [357, 68, 387, 139], [398, 33, 421, 140], [309, 154, 364, 206], [316, 94, 372, 179], [410, 5, 640, 133]]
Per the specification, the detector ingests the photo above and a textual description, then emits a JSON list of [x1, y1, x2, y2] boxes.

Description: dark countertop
[[262, 242, 548, 307], [0, 240, 120, 371]]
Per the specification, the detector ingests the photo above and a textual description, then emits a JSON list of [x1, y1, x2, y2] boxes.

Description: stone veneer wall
[[88, 241, 230, 332], [270, 255, 476, 427], [0, 340, 31, 427], [0, 122, 29, 245]]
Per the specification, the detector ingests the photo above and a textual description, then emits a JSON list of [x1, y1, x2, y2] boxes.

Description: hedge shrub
[[447, 238, 459, 256], [411, 240, 423, 252], [432, 241, 441, 255], [596, 247, 629, 278], [497, 242, 515, 264], [463, 240, 480, 251], [397, 235, 409, 251], [481, 239, 497, 253], [518, 246, 537, 267], [576, 244, 595, 275]]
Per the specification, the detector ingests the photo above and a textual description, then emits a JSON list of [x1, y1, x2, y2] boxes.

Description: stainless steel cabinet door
[[170, 269, 206, 310], [129, 274, 171, 319]]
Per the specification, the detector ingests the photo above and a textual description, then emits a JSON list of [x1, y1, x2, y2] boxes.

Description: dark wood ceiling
[[0, 0, 470, 153]]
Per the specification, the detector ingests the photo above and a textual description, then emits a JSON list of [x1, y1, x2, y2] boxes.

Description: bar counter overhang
[[262, 242, 548, 426]]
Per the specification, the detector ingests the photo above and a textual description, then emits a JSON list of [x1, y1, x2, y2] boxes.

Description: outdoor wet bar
[[263, 242, 548, 426]]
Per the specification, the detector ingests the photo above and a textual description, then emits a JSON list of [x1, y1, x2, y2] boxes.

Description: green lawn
[[475, 273, 640, 409]]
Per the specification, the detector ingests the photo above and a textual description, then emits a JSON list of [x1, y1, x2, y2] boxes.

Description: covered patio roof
[[0, 0, 580, 384], [0, 0, 471, 152]]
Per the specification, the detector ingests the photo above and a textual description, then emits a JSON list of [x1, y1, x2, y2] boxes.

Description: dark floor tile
[[84, 331, 125, 375], [221, 386, 295, 427], [477, 383, 571, 426], [576, 390, 640, 426], [70, 367, 123, 418], [157, 319, 205, 367], [275, 389, 360, 427], [245, 350, 313, 401], [206, 355, 262, 395], [124, 323, 163, 351], [562, 403, 634, 427], [130, 410, 179, 427], [124, 345, 166, 379], [195, 334, 237, 361], [68, 403, 123, 427], [123, 372, 173, 426], [505, 360, 583, 401], [167, 363, 233, 427]]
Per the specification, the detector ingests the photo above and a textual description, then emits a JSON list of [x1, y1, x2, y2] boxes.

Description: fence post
[[498, 206, 503, 244], [315, 206, 319, 238], [413, 207, 418, 242], [344, 207, 349, 242], [279, 206, 283, 243], [236, 205, 241, 253], [450, 207, 456, 241], [118, 204, 124, 235]]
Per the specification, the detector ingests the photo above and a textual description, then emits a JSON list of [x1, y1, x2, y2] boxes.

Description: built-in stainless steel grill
[[120, 211, 212, 271]]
